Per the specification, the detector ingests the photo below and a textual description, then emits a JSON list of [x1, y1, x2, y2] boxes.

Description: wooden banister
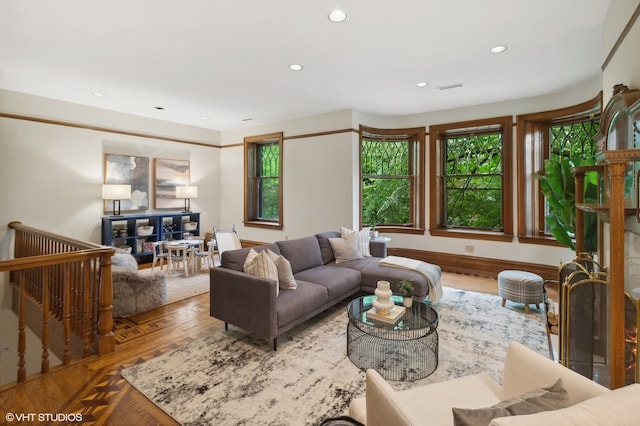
[[1, 222, 116, 384]]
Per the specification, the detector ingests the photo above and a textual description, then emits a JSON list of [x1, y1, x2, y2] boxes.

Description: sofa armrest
[[502, 342, 608, 405], [210, 267, 278, 342], [369, 240, 387, 258]]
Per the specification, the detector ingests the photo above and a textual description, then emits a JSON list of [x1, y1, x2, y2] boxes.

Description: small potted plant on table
[[397, 278, 414, 307]]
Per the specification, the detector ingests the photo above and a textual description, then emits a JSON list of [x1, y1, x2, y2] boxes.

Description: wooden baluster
[[97, 252, 115, 355], [41, 267, 50, 374], [82, 258, 92, 357], [17, 272, 26, 383], [63, 264, 71, 365]]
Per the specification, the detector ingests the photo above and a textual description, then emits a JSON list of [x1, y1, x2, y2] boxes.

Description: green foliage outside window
[[361, 139, 411, 226], [536, 119, 600, 252], [257, 143, 279, 220], [444, 133, 503, 230]]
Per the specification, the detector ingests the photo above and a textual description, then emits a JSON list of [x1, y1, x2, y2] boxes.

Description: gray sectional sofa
[[209, 231, 438, 349]]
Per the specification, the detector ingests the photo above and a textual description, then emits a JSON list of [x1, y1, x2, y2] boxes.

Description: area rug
[[122, 287, 549, 425], [138, 267, 210, 304]]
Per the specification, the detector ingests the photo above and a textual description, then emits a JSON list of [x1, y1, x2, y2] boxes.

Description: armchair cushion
[[452, 378, 569, 426]]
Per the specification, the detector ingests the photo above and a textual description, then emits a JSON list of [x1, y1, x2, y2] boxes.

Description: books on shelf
[[367, 305, 406, 325]]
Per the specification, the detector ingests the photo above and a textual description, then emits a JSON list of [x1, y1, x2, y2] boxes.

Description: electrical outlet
[[464, 245, 475, 253]]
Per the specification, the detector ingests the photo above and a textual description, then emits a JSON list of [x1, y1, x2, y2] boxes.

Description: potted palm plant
[[397, 278, 414, 307]]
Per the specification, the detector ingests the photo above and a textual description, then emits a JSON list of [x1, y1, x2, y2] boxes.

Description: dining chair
[[167, 243, 190, 276], [151, 241, 170, 272], [192, 236, 213, 270]]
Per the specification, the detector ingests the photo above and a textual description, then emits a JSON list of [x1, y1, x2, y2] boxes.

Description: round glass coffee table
[[347, 294, 439, 381]]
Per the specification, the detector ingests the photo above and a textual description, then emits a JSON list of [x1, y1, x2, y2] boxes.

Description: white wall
[[219, 80, 606, 267], [0, 89, 220, 384]]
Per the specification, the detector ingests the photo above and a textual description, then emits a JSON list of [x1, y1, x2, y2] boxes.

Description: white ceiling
[[0, 0, 612, 131]]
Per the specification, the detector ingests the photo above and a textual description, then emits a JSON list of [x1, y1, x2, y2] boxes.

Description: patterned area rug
[[122, 287, 549, 425]]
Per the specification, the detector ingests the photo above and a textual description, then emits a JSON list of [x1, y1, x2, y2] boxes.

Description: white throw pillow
[[243, 249, 279, 296], [266, 249, 297, 290], [329, 232, 363, 263], [341, 226, 371, 257]]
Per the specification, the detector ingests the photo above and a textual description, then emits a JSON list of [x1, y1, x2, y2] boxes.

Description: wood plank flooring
[[0, 272, 542, 425]]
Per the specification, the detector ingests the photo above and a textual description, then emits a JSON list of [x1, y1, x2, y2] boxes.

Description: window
[[516, 95, 600, 244], [429, 116, 513, 241], [360, 126, 425, 234], [244, 132, 283, 229]]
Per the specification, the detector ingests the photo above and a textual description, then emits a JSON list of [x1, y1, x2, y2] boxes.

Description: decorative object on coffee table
[[398, 278, 414, 307], [372, 280, 394, 314]]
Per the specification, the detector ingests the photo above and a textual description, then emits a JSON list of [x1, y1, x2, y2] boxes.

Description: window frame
[[429, 116, 514, 242], [244, 132, 284, 230], [516, 94, 601, 245], [359, 125, 426, 234]]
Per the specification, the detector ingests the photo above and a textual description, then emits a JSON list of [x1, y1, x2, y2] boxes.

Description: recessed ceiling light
[[328, 10, 347, 23], [200, 116, 209, 120], [289, 64, 303, 71], [416, 82, 429, 88], [489, 45, 507, 54], [92, 92, 106, 97]]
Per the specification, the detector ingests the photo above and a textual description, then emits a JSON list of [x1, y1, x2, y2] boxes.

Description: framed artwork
[[154, 158, 190, 209], [104, 154, 150, 212]]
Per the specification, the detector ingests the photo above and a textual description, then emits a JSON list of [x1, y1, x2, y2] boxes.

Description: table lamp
[[176, 185, 198, 212], [102, 184, 131, 216]]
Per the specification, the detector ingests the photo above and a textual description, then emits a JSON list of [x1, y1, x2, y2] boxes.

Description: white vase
[[403, 297, 413, 308], [373, 280, 394, 315]]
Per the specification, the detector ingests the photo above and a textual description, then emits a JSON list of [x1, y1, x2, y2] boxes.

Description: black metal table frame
[[347, 295, 439, 381]]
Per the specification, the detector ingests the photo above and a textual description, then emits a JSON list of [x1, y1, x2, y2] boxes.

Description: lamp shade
[[175, 185, 198, 199], [102, 184, 132, 200]]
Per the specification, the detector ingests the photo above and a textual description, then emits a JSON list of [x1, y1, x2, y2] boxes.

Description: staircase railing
[[0, 222, 115, 383]]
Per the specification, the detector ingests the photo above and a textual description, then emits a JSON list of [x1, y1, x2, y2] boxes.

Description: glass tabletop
[[347, 294, 438, 331]]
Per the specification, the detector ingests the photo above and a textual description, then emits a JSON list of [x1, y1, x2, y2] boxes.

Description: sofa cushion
[[221, 243, 280, 271], [266, 249, 297, 290], [489, 383, 640, 426], [329, 233, 363, 263], [335, 256, 431, 299], [276, 236, 324, 274], [315, 231, 341, 264], [244, 249, 279, 296], [294, 265, 361, 300], [341, 227, 371, 257], [452, 378, 569, 426], [275, 280, 329, 327]]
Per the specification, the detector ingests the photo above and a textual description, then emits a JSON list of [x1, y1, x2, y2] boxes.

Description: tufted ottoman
[[497, 270, 544, 314]]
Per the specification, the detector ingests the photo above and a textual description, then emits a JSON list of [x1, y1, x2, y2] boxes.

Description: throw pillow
[[452, 378, 569, 426], [243, 249, 280, 296], [266, 249, 297, 290], [341, 226, 371, 257], [329, 232, 363, 263]]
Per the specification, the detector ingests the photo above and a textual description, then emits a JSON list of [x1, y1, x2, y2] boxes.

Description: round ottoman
[[497, 270, 544, 314]]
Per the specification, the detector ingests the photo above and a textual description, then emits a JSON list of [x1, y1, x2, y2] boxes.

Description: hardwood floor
[[0, 272, 543, 425]]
